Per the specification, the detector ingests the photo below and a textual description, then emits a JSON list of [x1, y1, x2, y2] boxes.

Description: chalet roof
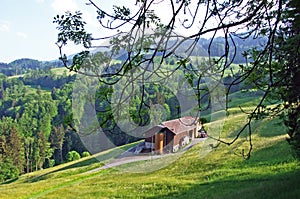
[[162, 116, 198, 134], [144, 125, 165, 137], [145, 116, 198, 136]]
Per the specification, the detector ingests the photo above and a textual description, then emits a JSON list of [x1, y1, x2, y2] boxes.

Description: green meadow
[[1, 106, 299, 199]]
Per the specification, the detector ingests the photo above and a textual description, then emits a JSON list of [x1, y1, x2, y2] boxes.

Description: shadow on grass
[[28, 157, 101, 183], [0, 177, 19, 185], [27, 141, 141, 183], [146, 138, 299, 199], [256, 118, 288, 138], [146, 169, 300, 199]]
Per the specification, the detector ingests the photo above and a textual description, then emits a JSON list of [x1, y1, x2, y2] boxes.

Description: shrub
[[49, 159, 55, 168], [82, 151, 91, 158], [66, 151, 81, 162], [199, 117, 208, 124], [44, 159, 55, 168], [0, 161, 19, 182]]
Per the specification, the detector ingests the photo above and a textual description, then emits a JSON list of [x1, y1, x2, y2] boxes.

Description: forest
[[0, 66, 87, 182]]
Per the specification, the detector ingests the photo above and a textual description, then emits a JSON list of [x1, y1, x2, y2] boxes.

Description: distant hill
[[0, 58, 65, 76], [196, 36, 266, 63], [115, 36, 265, 63], [0, 62, 15, 76], [9, 58, 41, 70], [0, 36, 265, 76]]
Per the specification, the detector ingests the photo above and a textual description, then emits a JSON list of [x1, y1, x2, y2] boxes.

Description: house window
[[189, 130, 194, 138]]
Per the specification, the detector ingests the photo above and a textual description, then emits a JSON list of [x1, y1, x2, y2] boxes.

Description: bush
[[44, 159, 55, 168], [66, 151, 81, 162], [49, 159, 55, 168], [82, 151, 91, 158], [0, 161, 19, 182], [199, 117, 208, 124]]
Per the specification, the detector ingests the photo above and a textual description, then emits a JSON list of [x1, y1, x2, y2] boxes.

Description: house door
[[155, 133, 164, 154]]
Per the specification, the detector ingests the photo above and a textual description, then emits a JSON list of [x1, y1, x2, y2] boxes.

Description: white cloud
[[51, 0, 79, 13], [0, 21, 10, 32], [16, 32, 28, 39]]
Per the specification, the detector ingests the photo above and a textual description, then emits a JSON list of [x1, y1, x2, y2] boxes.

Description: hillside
[[0, 36, 298, 198], [0, 58, 64, 76], [0, 109, 299, 199]]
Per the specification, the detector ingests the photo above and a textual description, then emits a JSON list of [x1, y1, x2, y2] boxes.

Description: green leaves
[[113, 6, 131, 20], [53, 11, 91, 48], [177, 58, 189, 68], [72, 51, 90, 71], [53, 11, 92, 71], [96, 10, 105, 20], [66, 150, 81, 162]]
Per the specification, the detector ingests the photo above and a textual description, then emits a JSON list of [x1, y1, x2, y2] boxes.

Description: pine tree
[[35, 131, 51, 170], [0, 135, 7, 161], [24, 137, 34, 173], [50, 125, 65, 164], [7, 127, 24, 174]]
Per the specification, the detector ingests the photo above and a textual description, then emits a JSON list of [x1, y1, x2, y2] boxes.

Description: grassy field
[[50, 67, 76, 76], [0, 110, 299, 198]]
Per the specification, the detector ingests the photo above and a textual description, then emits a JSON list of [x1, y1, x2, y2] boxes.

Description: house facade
[[144, 116, 200, 154]]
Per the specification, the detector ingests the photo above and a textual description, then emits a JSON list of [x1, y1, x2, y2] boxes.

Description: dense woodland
[[0, 68, 88, 182]]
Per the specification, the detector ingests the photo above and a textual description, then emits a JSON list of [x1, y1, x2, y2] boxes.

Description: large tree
[[50, 125, 65, 164], [269, 0, 300, 156], [54, 0, 300, 158], [6, 127, 24, 174]]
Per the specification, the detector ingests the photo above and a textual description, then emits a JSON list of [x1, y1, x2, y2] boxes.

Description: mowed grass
[[50, 67, 76, 76], [0, 112, 299, 199]]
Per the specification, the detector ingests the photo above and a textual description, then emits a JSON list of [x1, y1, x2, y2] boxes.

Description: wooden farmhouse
[[144, 116, 201, 154]]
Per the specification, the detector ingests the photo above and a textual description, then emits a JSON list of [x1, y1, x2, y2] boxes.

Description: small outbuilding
[[144, 116, 201, 154]]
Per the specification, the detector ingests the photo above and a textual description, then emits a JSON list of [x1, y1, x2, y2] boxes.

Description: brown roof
[[162, 116, 198, 134], [145, 116, 198, 136], [144, 125, 166, 137]]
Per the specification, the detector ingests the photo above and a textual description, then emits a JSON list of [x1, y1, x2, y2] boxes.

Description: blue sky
[[0, 0, 104, 63], [0, 0, 216, 64], [0, 0, 193, 63]]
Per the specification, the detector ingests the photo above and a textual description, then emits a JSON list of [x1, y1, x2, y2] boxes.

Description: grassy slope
[[4, 62, 299, 198], [0, 76, 298, 198], [0, 110, 299, 199], [50, 67, 76, 76]]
